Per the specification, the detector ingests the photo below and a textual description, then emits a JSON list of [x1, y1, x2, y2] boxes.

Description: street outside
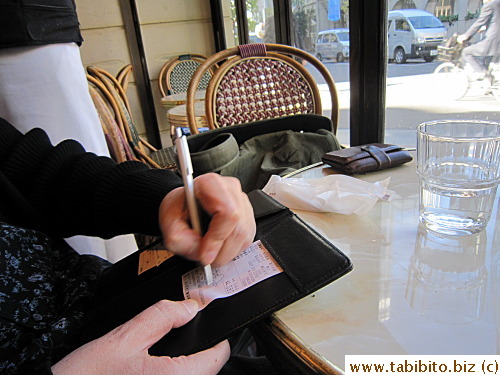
[[308, 60, 500, 147]]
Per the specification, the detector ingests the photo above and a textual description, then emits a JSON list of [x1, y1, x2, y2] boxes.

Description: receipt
[[182, 240, 283, 310]]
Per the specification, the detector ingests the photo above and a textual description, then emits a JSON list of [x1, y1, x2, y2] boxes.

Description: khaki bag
[[187, 114, 341, 192]]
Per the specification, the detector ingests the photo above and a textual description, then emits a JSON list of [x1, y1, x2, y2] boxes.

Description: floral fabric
[[0, 222, 110, 374]]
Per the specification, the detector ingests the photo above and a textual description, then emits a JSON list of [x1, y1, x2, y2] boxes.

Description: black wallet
[[80, 190, 352, 357]]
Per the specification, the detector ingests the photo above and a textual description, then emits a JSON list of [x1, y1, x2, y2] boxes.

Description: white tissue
[[262, 174, 393, 215]]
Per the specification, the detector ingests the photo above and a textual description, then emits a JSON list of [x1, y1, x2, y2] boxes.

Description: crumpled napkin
[[262, 174, 394, 215]]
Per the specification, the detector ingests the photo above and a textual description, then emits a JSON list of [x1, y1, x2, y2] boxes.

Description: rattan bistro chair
[[88, 80, 132, 164], [87, 66, 177, 169], [185, 43, 339, 135], [116, 64, 133, 93], [158, 53, 217, 97]]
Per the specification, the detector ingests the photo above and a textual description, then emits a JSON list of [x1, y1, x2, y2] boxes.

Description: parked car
[[388, 9, 446, 63], [315, 28, 350, 62]]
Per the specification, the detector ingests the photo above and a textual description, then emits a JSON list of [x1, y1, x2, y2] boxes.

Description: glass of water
[[417, 120, 500, 236]]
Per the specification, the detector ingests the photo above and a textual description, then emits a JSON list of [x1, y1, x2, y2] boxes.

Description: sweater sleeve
[[0, 117, 182, 238], [464, 2, 494, 40]]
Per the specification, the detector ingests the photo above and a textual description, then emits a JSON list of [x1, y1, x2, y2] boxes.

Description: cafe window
[[221, 0, 500, 148], [226, 0, 276, 46], [385, 0, 499, 149], [290, 0, 351, 145]]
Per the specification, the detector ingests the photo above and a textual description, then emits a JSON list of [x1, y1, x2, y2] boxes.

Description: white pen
[[175, 127, 213, 285]]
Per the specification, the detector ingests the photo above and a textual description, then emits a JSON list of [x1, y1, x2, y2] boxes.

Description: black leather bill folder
[[81, 189, 353, 357]]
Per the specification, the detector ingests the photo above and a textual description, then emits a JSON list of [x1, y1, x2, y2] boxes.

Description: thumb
[[184, 340, 231, 374], [159, 340, 231, 375], [112, 299, 199, 350]]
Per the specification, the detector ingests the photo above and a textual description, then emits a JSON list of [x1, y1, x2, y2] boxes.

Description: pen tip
[[205, 265, 213, 285]]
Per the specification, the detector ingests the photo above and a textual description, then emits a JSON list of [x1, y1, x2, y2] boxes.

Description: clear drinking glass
[[417, 120, 500, 235]]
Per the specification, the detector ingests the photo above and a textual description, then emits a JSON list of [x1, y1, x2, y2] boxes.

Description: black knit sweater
[[0, 117, 183, 239], [0, 117, 183, 373]]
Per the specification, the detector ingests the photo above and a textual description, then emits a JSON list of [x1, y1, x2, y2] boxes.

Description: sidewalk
[[319, 74, 500, 147]]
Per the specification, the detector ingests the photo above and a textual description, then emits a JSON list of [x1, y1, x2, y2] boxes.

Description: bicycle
[[433, 35, 500, 102]]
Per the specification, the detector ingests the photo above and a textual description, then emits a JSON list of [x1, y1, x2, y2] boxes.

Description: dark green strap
[[191, 133, 239, 175]]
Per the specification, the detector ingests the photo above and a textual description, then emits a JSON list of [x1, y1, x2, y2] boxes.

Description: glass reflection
[[406, 224, 487, 324]]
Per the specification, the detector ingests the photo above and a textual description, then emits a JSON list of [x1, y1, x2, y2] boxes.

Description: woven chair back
[[186, 43, 339, 135], [207, 55, 318, 127], [158, 54, 216, 97]]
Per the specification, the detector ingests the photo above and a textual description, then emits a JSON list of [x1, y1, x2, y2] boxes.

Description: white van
[[388, 9, 446, 63], [315, 28, 349, 62]]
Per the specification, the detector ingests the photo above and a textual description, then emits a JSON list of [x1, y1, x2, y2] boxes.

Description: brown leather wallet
[[322, 143, 413, 174]]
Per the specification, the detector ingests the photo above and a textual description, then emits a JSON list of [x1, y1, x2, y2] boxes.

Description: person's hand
[[159, 173, 255, 267], [52, 299, 230, 375], [457, 34, 467, 44]]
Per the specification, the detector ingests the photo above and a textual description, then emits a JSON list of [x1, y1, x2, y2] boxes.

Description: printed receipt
[[182, 240, 283, 310]]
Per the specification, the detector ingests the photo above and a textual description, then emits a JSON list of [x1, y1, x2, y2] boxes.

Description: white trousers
[[0, 43, 136, 262]]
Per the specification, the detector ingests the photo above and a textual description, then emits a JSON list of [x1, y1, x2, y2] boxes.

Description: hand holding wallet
[[80, 190, 352, 357], [322, 143, 413, 174]]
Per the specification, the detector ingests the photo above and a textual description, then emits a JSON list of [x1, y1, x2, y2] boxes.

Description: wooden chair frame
[[116, 64, 133, 93], [88, 83, 132, 163], [186, 43, 339, 135], [87, 66, 163, 168]]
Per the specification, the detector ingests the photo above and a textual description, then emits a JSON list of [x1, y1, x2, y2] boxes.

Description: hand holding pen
[[157, 131, 256, 280], [175, 127, 213, 284]]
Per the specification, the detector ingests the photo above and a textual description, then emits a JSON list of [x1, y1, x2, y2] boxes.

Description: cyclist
[[457, 0, 500, 80]]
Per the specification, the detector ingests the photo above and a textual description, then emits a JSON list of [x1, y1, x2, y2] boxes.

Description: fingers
[[110, 299, 199, 351], [154, 340, 230, 375], [160, 174, 256, 267], [52, 299, 228, 375], [159, 187, 202, 261], [128, 300, 229, 375], [194, 174, 256, 266]]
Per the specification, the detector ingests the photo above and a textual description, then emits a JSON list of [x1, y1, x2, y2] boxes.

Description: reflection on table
[[268, 155, 499, 372]]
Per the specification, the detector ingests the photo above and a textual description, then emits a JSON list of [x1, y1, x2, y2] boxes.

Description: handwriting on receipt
[[182, 240, 283, 310]]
